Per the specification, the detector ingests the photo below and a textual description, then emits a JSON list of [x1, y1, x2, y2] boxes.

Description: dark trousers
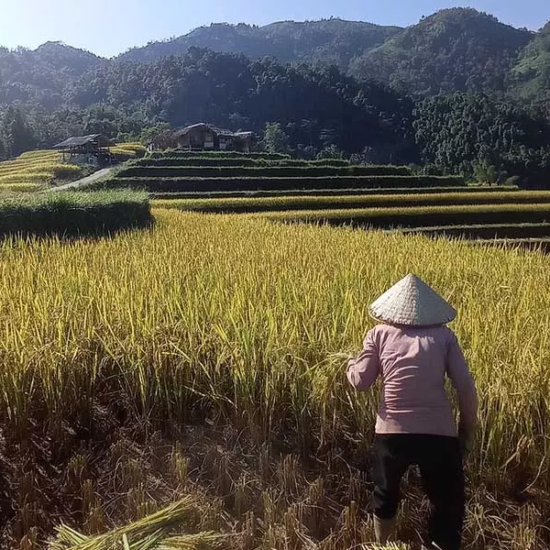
[[373, 434, 465, 550]]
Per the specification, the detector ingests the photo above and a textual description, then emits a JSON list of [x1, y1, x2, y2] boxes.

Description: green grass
[[247, 203, 550, 228], [0, 190, 152, 237], [152, 190, 550, 213]]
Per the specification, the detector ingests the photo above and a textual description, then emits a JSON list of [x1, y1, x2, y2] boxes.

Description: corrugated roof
[[173, 124, 213, 138], [53, 134, 114, 149], [174, 124, 247, 139]]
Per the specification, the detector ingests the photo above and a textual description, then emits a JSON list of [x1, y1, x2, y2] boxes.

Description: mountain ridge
[[0, 8, 548, 104], [117, 18, 403, 71]]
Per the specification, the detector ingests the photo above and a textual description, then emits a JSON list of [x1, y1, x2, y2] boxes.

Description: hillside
[[118, 19, 402, 71], [350, 8, 533, 95], [0, 42, 105, 108], [0, 10, 547, 105], [510, 21, 550, 100], [64, 50, 416, 160]]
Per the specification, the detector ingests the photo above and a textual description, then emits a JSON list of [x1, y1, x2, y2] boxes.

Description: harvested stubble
[[152, 190, 550, 213], [49, 497, 222, 550], [1, 210, 550, 548]]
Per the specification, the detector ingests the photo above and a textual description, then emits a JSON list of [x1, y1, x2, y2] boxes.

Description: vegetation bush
[[104, 175, 465, 192], [118, 165, 413, 178], [0, 190, 152, 237], [153, 190, 550, 213]]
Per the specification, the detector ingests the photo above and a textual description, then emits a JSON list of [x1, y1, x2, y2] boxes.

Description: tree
[[0, 136, 6, 161], [3, 106, 35, 157], [317, 144, 343, 159], [262, 123, 289, 154], [140, 122, 172, 145]]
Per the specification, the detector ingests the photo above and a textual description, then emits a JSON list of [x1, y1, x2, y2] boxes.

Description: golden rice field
[[0, 209, 549, 549], [111, 142, 147, 158], [0, 150, 82, 193]]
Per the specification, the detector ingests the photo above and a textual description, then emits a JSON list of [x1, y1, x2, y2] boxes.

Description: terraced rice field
[[106, 150, 549, 244], [154, 190, 550, 212], [3, 150, 549, 549], [0, 144, 146, 197], [110, 142, 147, 160], [0, 150, 82, 193]]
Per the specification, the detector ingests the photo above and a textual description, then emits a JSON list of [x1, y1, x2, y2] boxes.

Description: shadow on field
[[0, 215, 156, 242]]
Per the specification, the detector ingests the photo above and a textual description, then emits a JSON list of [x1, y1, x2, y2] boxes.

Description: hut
[[233, 132, 256, 153], [149, 124, 256, 152], [53, 134, 115, 166]]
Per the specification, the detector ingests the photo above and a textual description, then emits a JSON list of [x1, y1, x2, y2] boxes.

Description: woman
[[347, 274, 478, 550]]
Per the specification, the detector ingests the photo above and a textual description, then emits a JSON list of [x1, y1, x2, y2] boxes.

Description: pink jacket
[[347, 324, 478, 437]]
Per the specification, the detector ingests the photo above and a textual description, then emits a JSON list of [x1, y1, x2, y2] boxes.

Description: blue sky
[[1, 0, 548, 58]]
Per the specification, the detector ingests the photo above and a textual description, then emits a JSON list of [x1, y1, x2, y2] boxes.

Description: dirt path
[[48, 167, 112, 192]]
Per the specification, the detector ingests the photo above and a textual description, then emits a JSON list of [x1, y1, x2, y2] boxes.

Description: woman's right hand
[[458, 426, 474, 457]]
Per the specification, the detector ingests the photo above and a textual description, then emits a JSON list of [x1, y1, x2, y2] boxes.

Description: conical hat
[[369, 274, 456, 327]]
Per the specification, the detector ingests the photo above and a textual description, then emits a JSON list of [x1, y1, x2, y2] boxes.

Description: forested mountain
[[350, 8, 533, 95], [0, 9, 547, 103], [414, 93, 550, 185], [117, 9, 543, 99], [0, 42, 105, 109], [65, 49, 417, 160], [118, 19, 402, 72], [510, 22, 550, 101], [1, 9, 550, 185]]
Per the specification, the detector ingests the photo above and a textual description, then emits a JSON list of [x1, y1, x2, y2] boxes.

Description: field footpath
[[47, 167, 113, 192]]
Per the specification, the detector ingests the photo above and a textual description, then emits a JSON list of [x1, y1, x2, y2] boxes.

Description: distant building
[[53, 134, 115, 166], [149, 124, 256, 153]]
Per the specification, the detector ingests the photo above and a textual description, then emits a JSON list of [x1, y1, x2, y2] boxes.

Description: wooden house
[[149, 124, 256, 152], [53, 134, 115, 166]]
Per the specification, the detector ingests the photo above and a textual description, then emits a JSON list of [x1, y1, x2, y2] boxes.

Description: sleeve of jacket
[[346, 328, 381, 391], [446, 330, 478, 434]]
